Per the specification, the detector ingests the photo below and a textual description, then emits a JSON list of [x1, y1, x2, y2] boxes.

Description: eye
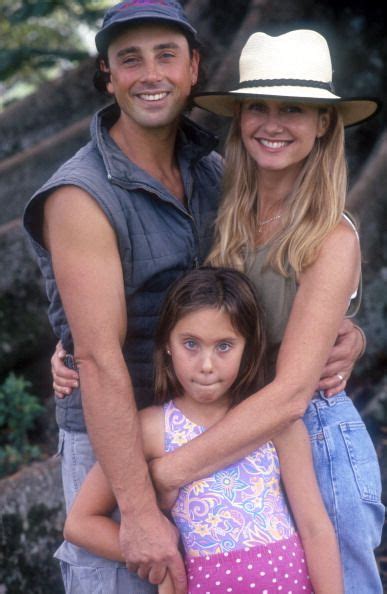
[[184, 339, 197, 351], [159, 51, 175, 59], [245, 101, 267, 113], [122, 55, 140, 66], [281, 104, 302, 114], [217, 342, 232, 353]]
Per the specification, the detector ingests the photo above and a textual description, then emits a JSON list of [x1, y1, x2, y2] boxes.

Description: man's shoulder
[[47, 140, 103, 186], [24, 138, 105, 240], [30, 138, 105, 203]]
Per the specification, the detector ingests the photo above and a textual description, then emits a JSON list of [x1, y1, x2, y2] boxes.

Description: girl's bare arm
[[64, 406, 166, 560]]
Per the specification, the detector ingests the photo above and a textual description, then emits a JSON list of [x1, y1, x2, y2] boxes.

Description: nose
[[262, 109, 284, 134], [200, 350, 214, 374], [140, 57, 162, 83]]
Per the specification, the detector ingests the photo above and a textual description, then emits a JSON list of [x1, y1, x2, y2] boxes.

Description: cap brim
[[194, 89, 381, 127], [95, 15, 197, 53]]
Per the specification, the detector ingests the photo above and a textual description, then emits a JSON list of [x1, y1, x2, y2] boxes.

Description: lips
[[193, 381, 219, 388], [259, 139, 291, 149], [137, 91, 169, 102]]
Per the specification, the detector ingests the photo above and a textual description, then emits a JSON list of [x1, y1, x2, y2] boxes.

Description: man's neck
[[109, 115, 185, 202]]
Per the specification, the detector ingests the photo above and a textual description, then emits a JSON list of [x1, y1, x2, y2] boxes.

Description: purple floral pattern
[[164, 400, 296, 557]]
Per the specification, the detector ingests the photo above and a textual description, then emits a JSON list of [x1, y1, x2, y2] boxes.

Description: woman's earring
[[166, 349, 171, 356]]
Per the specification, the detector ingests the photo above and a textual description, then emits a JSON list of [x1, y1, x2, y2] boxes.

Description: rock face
[[0, 0, 385, 591], [0, 458, 65, 593], [0, 221, 54, 375]]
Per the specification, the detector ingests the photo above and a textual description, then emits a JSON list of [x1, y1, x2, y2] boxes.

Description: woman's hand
[[149, 457, 180, 511], [317, 319, 364, 397], [51, 341, 79, 397]]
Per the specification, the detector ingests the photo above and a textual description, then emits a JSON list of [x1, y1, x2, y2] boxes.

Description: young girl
[[63, 267, 343, 594], [148, 30, 384, 593]]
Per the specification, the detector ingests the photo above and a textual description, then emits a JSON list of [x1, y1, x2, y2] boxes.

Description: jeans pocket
[[340, 421, 382, 503], [55, 429, 65, 458]]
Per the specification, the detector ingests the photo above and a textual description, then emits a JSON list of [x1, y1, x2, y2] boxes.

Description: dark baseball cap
[[95, 0, 197, 54]]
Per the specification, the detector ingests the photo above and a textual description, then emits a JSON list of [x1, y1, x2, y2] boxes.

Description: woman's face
[[240, 99, 330, 177]]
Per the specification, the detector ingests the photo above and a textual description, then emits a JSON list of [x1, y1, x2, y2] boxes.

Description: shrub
[[0, 372, 43, 477]]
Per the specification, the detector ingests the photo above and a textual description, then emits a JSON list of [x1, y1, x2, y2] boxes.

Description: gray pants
[[55, 429, 156, 594]]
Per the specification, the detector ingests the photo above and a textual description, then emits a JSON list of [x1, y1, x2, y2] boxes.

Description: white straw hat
[[194, 30, 380, 127]]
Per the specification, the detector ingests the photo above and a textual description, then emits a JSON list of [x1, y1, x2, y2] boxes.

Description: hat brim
[[194, 88, 381, 127], [95, 15, 197, 54]]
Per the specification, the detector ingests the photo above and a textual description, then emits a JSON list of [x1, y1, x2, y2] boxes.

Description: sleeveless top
[[23, 104, 222, 431], [164, 400, 296, 557], [246, 213, 361, 378]]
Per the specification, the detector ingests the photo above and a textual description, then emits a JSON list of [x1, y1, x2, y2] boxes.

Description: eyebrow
[[116, 42, 180, 58], [178, 332, 238, 342]]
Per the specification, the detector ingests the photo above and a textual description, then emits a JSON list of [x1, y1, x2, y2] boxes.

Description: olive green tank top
[[246, 215, 361, 378]]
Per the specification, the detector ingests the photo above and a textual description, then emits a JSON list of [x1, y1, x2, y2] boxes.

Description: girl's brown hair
[[154, 267, 267, 405]]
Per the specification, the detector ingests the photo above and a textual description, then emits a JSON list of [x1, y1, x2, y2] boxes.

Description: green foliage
[[0, 373, 44, 477], [0, 0, 111, 108]]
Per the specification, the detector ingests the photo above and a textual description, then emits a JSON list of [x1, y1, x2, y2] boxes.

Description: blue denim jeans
[[54, 429, 156, 594], [304, 392, 385, 594]]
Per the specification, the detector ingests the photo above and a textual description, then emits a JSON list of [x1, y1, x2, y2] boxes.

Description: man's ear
[[190, 49, 200, 87], [100, 60, 113, 93]]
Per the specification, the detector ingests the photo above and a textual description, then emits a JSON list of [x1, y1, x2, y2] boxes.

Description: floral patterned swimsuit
[[164, 400, 314, 594]]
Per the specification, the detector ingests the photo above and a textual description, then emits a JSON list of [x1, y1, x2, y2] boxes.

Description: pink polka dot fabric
[[186, 533, 313, 593]]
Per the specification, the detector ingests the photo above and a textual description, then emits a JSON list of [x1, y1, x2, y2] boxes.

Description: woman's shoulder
[[321, 215, 360, 255]]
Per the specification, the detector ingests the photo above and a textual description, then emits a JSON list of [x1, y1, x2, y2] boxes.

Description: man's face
[[104, 23, 199, 132]]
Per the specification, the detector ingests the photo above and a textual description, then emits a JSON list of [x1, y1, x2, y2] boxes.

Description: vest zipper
[[112, 178, 203, 270]]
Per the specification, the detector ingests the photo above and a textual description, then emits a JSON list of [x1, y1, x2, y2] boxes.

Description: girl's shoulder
[[138, 405, 165, 460]]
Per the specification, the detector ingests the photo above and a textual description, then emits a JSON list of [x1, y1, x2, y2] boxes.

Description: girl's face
[[167, 307, 246, 409], [240, 99, 330, 177]]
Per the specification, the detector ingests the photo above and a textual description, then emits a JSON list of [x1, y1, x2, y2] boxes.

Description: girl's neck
[[173, 395, 230, 429]]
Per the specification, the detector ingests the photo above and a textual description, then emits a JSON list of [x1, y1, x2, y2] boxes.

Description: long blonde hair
[[207, 105, 347, 276]]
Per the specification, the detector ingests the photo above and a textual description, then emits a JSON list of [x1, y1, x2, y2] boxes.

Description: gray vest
[[24, 104, 223, 431]]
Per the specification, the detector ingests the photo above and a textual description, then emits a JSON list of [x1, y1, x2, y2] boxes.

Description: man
[[25, 2, 221, 592], [24, 2, 364, 593]]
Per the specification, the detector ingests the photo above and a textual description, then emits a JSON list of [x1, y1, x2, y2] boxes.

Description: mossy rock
[[0, 505, 64, 593]]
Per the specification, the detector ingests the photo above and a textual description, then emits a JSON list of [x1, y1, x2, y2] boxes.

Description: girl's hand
[[51, 341, 79, 397], [149, 457, 180, 511], [317, 318, 363, 397]]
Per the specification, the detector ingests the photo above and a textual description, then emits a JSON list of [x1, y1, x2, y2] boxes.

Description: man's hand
[[149, 457, 180, 510], [120, 509, 186, 593], [318, 319, 364, 397], [51, 341, 79, 397]]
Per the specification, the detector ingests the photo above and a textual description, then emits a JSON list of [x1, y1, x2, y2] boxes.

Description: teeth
[[139, 92, 168, 101], [260, 139, 289, 149]]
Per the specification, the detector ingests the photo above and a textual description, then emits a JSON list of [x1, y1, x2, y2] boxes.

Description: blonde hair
[[207, 105, 347, 276]]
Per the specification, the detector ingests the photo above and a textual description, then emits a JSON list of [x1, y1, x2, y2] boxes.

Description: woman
[[150, 29, 384, 593]]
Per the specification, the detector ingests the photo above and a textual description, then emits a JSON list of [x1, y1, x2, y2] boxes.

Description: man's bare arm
[[44, 187, 186, 592]]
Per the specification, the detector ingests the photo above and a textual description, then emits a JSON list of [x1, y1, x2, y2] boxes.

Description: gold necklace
[[257, 213, 282, 232]]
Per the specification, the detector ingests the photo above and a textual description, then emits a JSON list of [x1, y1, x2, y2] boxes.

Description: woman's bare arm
[[150, 222, 361, 499], [274, 421, 343, 593]]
